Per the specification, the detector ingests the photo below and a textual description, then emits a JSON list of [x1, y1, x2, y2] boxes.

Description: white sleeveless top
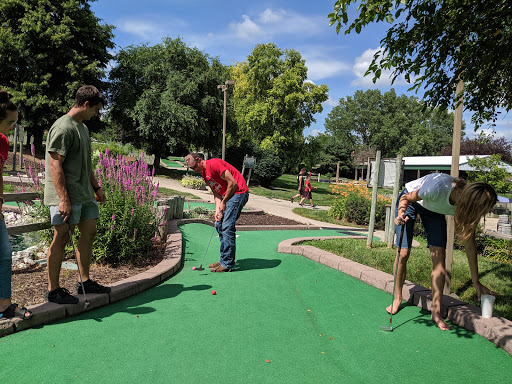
[[405, 173, 456, 215]]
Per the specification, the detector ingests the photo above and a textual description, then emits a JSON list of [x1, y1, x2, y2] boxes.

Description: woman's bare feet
[[432, 314, 451, 331], [386, 298, 403, 315]]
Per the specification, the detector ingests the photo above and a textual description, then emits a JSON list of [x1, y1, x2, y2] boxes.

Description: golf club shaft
[[67, 222, 89, 305], [387, 224, 405, 327], [199, 225, 216, 268]]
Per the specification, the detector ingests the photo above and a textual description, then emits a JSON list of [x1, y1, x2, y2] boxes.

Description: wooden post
[[444, 79, 463, 294], [387, 155, 403, 248], [336, 161, 340, 183], [12, 124, 18, 171], [367, 150, 381, 248]]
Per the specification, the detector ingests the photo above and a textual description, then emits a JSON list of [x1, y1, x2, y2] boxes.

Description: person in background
[[390, 172, 498, 331], [185, 152, 249, 272], [0, 89, 32, 320], [299, 173, 317, 207], [291, 168, 306, 204]]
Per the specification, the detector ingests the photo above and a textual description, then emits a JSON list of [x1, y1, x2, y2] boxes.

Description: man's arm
[[49, 152, 71, 222], [214, 169, 238, 222], [90, 170, 106, 204]]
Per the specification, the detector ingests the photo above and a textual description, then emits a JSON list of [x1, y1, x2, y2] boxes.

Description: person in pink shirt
[[185, 153, 249, 272]]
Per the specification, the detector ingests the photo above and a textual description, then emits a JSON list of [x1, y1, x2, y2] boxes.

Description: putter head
[[84, 301, 90, 309], [194, 267, 205, 271], [379, 326, 393, 332]]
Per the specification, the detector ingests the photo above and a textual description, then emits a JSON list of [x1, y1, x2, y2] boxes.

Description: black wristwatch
[[93, 186, 101, 193]]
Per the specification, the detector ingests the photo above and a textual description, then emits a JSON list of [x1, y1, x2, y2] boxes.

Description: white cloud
[[258, 9, 285, 24], [323, 96, 339, 108], [310, 129, 323, 137], [351, 48, 412, 87], [229, 15, 265, 41], [306, 59, 351, 81], [228, 8, 324, 42], [118, 19, 163, 40]]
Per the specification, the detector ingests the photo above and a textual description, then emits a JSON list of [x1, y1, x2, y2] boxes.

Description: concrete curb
[[277, 237, 512, 356]]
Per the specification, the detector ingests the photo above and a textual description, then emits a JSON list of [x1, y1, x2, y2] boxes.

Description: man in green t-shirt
[[44, 85, 110, 304]]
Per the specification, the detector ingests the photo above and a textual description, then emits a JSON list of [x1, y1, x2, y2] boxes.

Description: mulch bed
[[10, 211, 302, 307]]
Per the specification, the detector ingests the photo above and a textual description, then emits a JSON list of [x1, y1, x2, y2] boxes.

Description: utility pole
[[217, 80, 234, 161]]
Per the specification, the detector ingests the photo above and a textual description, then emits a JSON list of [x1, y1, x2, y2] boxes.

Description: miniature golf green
[[1, 224, 511, 383], [161, 158, 184, 168], [185, 201, 249, 212]]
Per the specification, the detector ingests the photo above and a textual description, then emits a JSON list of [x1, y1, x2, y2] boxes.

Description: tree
[[329, 1, 512, 127], [441, 132, 512, 164], [0, 0, 114, 150], [230, 43, 329, 168], [108, 37, 228, 167], [466, 154, 511, 194], [324, 89, 456, 158]]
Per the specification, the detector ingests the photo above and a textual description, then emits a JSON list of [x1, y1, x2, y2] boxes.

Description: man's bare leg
[[46, 224, 71, 291], [76, 219, 97, 281]]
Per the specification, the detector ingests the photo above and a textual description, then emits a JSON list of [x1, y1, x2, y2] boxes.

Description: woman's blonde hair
[[454, 180, 497, 243]]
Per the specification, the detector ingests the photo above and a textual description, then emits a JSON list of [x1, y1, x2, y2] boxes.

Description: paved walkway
[[154, 176, 386, 239]]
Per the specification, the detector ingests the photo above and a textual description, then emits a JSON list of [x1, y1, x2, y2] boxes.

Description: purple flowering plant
[[92, 149, 166, 265]]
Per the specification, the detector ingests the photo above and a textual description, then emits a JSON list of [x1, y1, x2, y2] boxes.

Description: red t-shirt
[[202, 158, 249, 196], [0, 133, 8, 168]]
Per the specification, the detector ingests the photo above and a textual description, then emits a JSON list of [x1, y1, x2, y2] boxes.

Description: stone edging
[[277, 237, 512, 356]]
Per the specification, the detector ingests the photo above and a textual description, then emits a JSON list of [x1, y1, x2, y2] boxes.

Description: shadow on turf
[[55, 283, 213, 324], [392, 308, 478, 339], [235, 258, 281, 271]]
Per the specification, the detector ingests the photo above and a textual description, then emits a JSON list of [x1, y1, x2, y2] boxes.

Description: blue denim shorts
[[0, 217, 13, 299], [50, 200, 99, 225], [395, 189, 447, 249]]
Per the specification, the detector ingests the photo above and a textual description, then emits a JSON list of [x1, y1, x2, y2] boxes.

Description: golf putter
[[67, 222, 90, 308], [380, 224, 405, 332], [194, 225, 216, 271]]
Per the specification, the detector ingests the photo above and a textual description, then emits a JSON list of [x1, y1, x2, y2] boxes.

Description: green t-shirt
[[44, 115, 94, 206]]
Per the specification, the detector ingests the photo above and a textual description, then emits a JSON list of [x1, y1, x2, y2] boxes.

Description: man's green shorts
[[49, 200, 99, 225]]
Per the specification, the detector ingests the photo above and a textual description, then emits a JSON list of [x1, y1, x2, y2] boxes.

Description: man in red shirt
[[185, 153, 249, 272]]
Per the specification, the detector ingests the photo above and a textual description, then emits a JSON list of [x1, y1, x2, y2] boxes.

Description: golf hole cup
[[481, 294, 496, 318]]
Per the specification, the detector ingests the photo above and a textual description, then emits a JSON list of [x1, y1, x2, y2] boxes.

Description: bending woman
[[390, 172, 497, 331]]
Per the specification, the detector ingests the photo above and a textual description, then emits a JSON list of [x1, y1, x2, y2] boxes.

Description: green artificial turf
[[1, 225, 511, 384], [161, 159, 185, 168]]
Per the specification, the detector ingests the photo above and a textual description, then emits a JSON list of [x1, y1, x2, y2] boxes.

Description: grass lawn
[[158, 187, 201, 200], [301, 237, 512, 321], [248, 173, 392, 207]]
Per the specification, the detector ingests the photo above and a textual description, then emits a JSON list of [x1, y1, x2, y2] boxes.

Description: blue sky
[[90, 0, 511, 141]]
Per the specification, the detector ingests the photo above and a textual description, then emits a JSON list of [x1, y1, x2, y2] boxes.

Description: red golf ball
[[212, 290, 216, 295]]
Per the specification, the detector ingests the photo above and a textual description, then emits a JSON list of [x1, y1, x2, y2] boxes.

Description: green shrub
[[328, 181, 390, 229], [253, 151, 283, 187], [181, 174, 206, 189], [481, 236, 512, 263]]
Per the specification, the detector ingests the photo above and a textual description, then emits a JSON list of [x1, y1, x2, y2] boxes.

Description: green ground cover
[[1, 224, 511, 383], [301, 237, 512, 321]]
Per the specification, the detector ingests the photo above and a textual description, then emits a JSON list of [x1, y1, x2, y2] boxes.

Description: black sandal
[[0, 303, 33, 320]]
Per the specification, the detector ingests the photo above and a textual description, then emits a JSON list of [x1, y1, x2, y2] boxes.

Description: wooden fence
[[4, 192, 51, 236], [4, 192, 186, 239]]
